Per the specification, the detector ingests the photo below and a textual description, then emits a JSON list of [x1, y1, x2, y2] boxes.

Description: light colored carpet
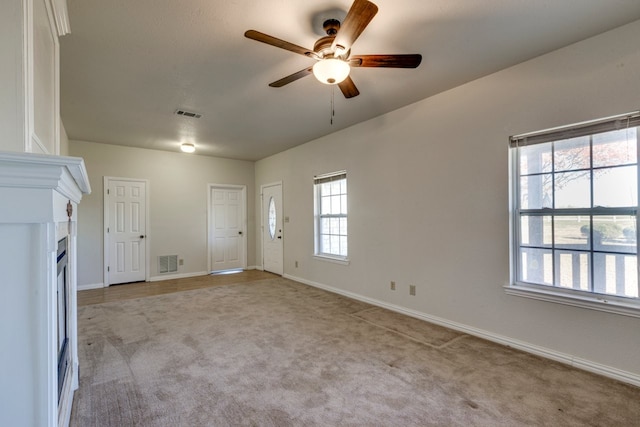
[[71, 277, 640, 426]]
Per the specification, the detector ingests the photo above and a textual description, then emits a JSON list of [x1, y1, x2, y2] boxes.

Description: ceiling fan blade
[[338, 76, 360, 98], [331, 0, 378, 55], [245, 30, 316, 58], [350, 54, 422, 68], [268, 67, 313, 88]]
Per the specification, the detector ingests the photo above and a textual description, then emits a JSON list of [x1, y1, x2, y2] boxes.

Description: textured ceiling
[[60, 0, 640, 161]]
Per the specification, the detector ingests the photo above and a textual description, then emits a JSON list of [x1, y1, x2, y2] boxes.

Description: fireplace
[[57, 237, 71, 402], [0, 152, 90, 426]]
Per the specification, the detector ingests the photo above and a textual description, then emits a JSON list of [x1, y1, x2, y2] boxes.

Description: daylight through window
[[314, 171, 348, 259], [510, 112, 640, 304]]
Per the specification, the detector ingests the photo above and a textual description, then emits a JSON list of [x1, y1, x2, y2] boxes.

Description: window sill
[[504, 283, 640, 319], [313, 254, 350, 266]]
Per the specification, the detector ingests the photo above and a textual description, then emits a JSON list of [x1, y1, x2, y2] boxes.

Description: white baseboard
[[77, 283, 104, 291], [81, 269, 258, 289], [284, 273, 640, 388], [149, 271, 209, 282]]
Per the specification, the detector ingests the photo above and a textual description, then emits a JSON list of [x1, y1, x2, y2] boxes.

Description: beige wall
[[59, 121, 69, 156], [255, 20, 640, 379], [70, 140, 256, 287], [0, 1, 26, 153]]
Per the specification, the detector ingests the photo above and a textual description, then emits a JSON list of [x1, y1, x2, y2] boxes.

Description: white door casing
[[104, 177, 148, 285], [208, 185, 247, 272], [262, 182, 283, 275]]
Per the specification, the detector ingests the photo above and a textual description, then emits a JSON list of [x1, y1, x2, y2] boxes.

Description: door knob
[[238, 231, 243, 235], [277, 236, 282, 239], [140, 235, 145, 239]]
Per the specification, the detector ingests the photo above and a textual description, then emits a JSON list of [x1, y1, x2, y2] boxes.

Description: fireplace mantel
[[0, 151, 91, 427], [0, 151, 90, 203]]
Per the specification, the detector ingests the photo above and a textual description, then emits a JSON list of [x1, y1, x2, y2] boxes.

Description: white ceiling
[[60, 0, 640, 161]]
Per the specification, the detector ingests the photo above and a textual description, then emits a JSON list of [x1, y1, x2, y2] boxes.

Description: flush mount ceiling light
[[312, 58, 350, 85], [180, 143, 195, 153]]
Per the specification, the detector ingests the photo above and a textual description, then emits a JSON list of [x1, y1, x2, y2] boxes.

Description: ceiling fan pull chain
[[331, 86, 335, 125]]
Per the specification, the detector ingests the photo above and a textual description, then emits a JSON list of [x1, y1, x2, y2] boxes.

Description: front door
[[262, 183, 283, 275], [209, 185, 246, 272], [105, 178, 147, 285]]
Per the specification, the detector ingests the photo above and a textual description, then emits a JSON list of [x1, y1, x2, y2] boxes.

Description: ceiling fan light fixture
[[312, 58, 350, 85], [180, 143, 195, 153]]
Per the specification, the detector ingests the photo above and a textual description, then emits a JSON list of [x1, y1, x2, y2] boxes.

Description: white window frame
[[314, 171, 349, 264], [507, 111, 640, 318]]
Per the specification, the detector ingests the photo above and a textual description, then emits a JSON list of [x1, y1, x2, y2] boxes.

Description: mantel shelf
[[0, 151, 92, 202]]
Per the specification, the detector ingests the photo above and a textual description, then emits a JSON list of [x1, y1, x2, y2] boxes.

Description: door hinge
[[107, 266, 110, 272], [107, 227, 109, 233], [107, 189, 110, 195]]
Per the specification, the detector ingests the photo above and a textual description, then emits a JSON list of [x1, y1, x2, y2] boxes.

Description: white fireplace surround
[[0, 151, 90, 427]]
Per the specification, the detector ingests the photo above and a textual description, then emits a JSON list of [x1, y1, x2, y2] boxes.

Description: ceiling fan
[[244, 0, 422, 99]]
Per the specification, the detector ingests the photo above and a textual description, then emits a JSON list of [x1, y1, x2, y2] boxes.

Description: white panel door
[[262, 183, 283, 275], [210, 187, 245, 272], [107, 179, 147, 285]]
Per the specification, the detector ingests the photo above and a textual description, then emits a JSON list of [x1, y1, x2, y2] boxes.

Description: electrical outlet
[[179, 259, 184, 266], [295, 261, 299, 268], [390, 281, 396, 290], [409, 285, 416, 296]]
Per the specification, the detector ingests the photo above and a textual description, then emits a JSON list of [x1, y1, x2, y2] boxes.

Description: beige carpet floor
[[70, 276, 640, 426]]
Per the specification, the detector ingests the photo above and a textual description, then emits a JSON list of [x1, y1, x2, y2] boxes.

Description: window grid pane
[[316, 175, 348, 258], [516, 127, 639, 300]]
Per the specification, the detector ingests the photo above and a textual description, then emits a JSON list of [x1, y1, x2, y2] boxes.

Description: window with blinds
[[314, 171, 348, 260], [509, 111, 640, 312]]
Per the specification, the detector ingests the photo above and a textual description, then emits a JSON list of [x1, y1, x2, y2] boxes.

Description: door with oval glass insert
[[262, 183, 283, 275]]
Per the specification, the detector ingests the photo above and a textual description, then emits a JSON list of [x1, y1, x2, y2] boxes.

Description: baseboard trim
[[284, 273, 640, 388], [77, 283, 104, 291], [80, 268, 260, 289], [149, 271, 209, 282]]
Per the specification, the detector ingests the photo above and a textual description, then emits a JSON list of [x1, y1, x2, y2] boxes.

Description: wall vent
[[159, 255, 178, 274], [174, 109, 202, 119]]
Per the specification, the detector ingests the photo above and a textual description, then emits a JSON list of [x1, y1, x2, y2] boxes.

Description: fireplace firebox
[[57, 237, 71, 402]]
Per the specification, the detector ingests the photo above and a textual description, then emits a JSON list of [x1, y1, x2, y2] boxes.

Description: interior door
[[210, 186, 246, 272], [262, 183, 283, 275], [106, 178, 147, 285]]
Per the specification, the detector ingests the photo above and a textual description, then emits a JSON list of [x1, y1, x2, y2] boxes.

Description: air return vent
[[159, 255, 178, 274], [174, 109, 202, 119]]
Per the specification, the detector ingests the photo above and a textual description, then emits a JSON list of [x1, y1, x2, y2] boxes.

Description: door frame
[[103, 176, 151, 287], [261, 181, 283, 273], [207, 183, 248, 272]]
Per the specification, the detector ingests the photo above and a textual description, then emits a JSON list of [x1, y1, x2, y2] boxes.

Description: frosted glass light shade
[[181, 143, 195, 153], [312, 59, 350, 85]]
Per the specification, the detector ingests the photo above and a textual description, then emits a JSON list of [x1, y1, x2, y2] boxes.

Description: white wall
[[70, 140, 256, 287], [255, 20, 640, 380]]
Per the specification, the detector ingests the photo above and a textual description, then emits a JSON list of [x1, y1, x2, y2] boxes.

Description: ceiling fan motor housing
[[315, 19, 350, 59], [314, 36, 337, 58]]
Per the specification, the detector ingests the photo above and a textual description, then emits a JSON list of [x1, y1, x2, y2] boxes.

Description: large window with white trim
[[510, 112, 640, 312], [314, 171, 348, 260]]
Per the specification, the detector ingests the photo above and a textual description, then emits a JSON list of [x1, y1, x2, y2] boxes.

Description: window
[[509, 112, 640, 315], [268, 196, 276, 240], [314, 171, 348, 261]]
